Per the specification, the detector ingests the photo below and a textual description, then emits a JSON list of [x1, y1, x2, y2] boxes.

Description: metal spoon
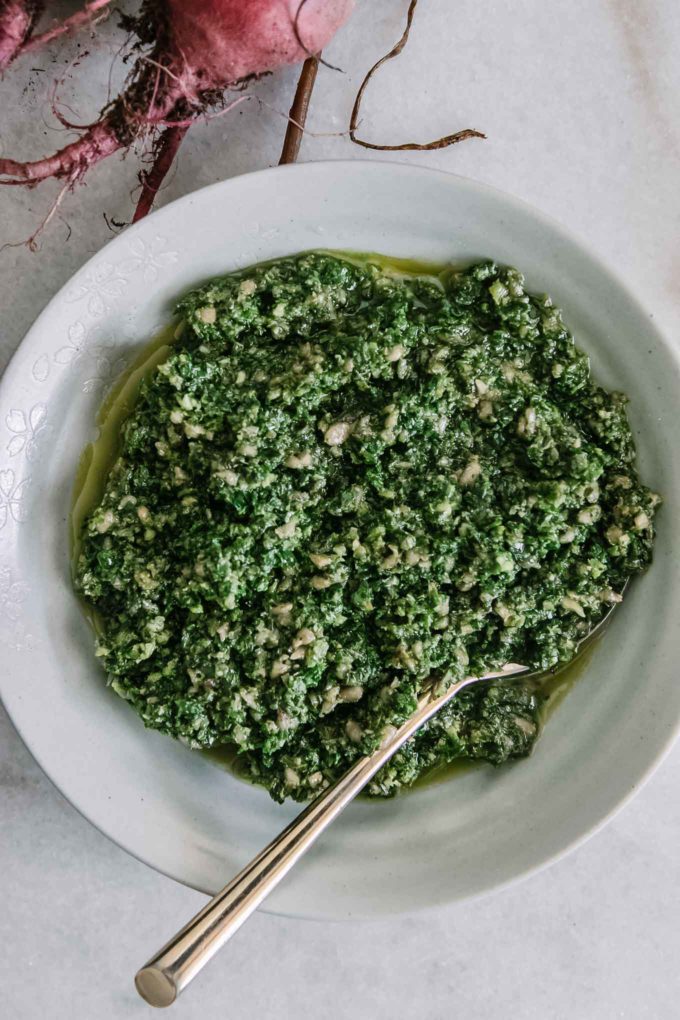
[[135, 599, 621, 1007]]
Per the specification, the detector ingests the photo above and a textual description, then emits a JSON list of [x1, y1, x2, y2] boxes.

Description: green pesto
[[74, 254, 659, 801]]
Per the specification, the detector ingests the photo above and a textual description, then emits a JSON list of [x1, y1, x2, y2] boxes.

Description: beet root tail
[[132, 124, 188, 222], [21, 0, 113, 58], [0, 120, 124, 185]]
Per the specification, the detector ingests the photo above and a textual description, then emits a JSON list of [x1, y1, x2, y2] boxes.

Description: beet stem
[[279, 54, 320, 165], [132, 124, 188, 223]]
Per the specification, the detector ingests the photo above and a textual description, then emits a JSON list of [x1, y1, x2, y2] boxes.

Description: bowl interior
[[1, 161, 679, 919]]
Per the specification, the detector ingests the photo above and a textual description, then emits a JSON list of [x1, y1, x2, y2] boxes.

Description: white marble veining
[[1, 1, 679, 1017]]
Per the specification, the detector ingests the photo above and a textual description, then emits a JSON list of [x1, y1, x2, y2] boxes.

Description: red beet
[[0, 0, 353, 221]]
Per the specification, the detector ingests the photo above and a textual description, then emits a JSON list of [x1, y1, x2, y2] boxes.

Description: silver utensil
[[134, 661, 524, 1006], [135, 597, 621, 1007]]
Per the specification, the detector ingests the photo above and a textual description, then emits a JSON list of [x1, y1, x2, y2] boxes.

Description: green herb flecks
[[75, 254, 659, 801]]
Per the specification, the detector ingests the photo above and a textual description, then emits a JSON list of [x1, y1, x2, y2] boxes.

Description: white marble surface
[[1, 1, 679, 1017]]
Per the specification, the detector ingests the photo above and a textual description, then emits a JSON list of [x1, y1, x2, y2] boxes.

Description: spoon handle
[[135, 663, 524, 1007]]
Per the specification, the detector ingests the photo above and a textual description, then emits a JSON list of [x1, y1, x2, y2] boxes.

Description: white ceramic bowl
[[1, 161, 678, 920]]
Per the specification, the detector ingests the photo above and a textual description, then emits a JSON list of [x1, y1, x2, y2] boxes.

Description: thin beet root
[[0, 119, 128, 184], [0, 0, 112, 71], [349, 0, 485, 152], [133, 124, 188, 223], [21, 0, 113, 57]]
